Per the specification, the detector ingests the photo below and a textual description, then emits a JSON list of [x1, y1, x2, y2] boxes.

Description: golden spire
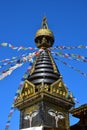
[[34, 17, 54, 49]]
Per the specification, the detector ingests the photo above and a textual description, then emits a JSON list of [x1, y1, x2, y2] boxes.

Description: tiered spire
[[27, 49, 60, 85], [28, 17, 60, 85]]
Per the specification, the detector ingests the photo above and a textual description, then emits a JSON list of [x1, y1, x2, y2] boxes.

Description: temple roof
[[70, 104, 87, 118]]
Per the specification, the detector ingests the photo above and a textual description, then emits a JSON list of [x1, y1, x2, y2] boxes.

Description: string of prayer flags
[[0, 63, 23, 80], [0, 43, 38, 51], [0, 53, 28, 64], [0, 51, 39, 69], [0, 59, 21, 69], [50, 45, 87, 50], [5, 60, 34, 130], [54, 57, 87, 77], [5, 50, 40, 130], [52, 52, 87, 63], [1, 42, 87, 51], [0, 50, 40, 80]]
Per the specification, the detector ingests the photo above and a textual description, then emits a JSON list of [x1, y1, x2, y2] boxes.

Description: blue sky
[[0, 0, 87, 130]]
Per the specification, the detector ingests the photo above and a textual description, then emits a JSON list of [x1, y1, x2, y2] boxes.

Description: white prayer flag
[[20, 126, 43, 130]]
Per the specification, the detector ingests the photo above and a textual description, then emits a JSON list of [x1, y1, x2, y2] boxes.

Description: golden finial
[[34, 17, 54, 49]]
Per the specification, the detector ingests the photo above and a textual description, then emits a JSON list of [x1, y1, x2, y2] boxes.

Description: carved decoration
[[67, 92, 74, 102], [50, 79, 68, 98], [36, 82, 49, 92], [16, 80, 35, 102]]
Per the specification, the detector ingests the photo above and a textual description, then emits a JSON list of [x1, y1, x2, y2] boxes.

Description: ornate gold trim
[[16, 80, 35, 103], [48, 50, 58, 74]]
